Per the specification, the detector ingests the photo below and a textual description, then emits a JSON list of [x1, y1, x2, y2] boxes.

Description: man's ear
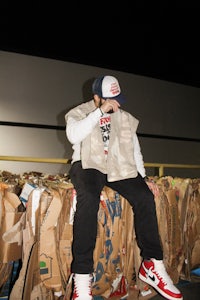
[[93, 94, 101, 106]]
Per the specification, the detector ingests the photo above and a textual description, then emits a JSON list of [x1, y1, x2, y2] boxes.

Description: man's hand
[[100, 99, 120, 113]]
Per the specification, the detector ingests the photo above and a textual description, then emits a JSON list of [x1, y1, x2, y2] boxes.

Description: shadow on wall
[[55, 76, 96, 173]]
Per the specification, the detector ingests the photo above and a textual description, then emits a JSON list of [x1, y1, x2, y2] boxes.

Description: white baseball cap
[[92, 75, 126, 104]]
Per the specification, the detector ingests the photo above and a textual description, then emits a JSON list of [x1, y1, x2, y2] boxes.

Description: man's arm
[[65, 108, 102, 144]]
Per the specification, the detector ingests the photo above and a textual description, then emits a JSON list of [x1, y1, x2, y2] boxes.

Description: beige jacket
[[65, 100, 145, 182]]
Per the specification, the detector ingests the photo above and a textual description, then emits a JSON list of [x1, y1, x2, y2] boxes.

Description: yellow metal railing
[[0, 155, 200, 177], [0, 155, 71, 164], [144, 162, 200, 177]]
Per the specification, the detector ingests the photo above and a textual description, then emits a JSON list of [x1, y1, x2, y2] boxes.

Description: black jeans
[[69, 161, 163, 274]]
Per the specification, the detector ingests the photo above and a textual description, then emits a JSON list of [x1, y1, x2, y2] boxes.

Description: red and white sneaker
[[72, 274, 93, 300], [139, 259, 183, 300]]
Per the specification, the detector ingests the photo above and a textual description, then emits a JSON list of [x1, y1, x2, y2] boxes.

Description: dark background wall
[[0, 50, 200, 177]]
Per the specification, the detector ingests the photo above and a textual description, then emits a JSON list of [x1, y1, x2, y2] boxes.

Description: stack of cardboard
[[0, 175, 199, 299]]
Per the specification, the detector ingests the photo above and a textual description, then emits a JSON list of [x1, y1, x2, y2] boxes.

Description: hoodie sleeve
[[66, 107, 102, 144], [133, 133, 146, 178]]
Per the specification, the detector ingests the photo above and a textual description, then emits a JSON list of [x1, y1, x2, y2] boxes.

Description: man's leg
[[108, 174, 162, 259], [108, 174, 183, 300], [69, 162, 106, 300], [69, 161, 105, 274]]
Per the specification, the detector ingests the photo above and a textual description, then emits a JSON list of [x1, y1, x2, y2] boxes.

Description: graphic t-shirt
[[99, 113, 111, 159]]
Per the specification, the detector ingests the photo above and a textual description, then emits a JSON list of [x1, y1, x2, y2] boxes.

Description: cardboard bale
[[0, 187, 24, 263]]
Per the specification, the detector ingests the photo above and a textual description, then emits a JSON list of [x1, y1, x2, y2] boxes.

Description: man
[[65, 75, 183, 300]]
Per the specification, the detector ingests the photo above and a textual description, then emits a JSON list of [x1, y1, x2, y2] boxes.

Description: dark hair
[[92, 76, 104, 97]]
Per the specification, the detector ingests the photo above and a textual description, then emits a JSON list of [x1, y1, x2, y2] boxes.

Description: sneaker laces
[[73, 274, 92, 297]]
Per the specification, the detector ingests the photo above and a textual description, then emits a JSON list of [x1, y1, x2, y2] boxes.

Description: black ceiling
[[1, 8, 200, 89]]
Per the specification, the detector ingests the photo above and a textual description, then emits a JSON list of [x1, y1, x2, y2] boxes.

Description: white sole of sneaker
[[139, 273, 183, 300]]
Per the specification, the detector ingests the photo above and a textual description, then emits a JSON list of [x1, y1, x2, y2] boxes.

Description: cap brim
[[107, 94, 126, 104], [115, 93, 126, 104], [103, 93, 126, 104]]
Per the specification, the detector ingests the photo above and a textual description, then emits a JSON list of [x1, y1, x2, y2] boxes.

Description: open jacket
[[65, 100, 146, 182]]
